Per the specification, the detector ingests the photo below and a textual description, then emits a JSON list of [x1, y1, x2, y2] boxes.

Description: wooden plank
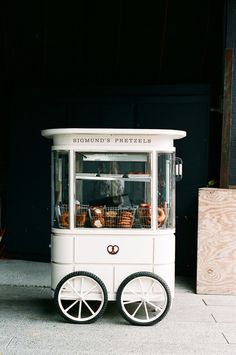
[[197, 188, 236, 295], [220, 48, 233, 188]]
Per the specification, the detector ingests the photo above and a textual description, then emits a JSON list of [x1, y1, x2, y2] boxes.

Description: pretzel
[[158, 208, 166, 225], [60, 212, 69, 228]]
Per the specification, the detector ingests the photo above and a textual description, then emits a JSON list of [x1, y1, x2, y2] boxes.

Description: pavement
[[1, 260, 236, 355]]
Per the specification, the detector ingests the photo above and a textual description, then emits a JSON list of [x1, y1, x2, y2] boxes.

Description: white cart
[[42, 128, 186, 326]]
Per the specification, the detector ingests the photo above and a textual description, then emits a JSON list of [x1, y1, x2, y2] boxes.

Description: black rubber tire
[[54, 271, 108, 324], [116, 271, 172, 326]]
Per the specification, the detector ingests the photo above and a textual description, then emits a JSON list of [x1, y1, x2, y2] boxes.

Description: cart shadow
[[0, 298, 57, 320], [0, 286, 128, 325], [0, 286, 60, 322], [101, 301, 126, 325]]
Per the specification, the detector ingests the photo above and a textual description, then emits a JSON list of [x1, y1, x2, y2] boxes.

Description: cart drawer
[[75, 237, 153, 264]]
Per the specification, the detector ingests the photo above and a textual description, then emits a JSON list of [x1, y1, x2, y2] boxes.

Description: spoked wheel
[[55, 271, 108, 324], [116, 272, 171, 326]]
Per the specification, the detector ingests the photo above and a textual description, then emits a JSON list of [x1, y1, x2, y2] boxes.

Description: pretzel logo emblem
[[107, 245, 119, 255]]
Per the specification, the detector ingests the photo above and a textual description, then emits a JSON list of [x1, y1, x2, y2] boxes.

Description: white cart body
[[42, 128, 186, 325]]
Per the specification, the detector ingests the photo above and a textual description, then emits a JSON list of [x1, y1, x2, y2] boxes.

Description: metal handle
[[175, 157, 183, 181]]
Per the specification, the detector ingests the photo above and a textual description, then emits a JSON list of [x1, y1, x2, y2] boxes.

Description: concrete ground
[[1, 260, 236, 355]]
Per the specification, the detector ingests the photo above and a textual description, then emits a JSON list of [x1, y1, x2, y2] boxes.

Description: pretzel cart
[[42, 128, 186, 326]]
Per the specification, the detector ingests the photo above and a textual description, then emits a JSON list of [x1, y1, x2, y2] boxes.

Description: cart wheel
[[55, 271, 108, 324], [116, 272, 171, 326]]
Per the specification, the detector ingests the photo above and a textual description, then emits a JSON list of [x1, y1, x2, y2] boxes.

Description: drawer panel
[[75, 237, 153, 264], [154, 235, 175, 264], [51, 235, 74, 263]]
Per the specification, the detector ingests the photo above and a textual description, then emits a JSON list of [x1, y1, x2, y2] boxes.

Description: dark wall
[[3, 1, 224, 98], [6, 85, 210, 275], [6, 98, 64, 260]]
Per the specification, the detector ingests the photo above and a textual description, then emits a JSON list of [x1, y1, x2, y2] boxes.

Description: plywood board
[[197, 188, 236, 295]]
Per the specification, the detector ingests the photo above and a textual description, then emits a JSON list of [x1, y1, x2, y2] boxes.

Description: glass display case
[[53, 150, 177, 230]]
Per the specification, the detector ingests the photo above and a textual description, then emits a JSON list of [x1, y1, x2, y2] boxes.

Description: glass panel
[[53, 151, 69, 228], [75, 152, 151, 228], [157, 153, 175, 229]]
